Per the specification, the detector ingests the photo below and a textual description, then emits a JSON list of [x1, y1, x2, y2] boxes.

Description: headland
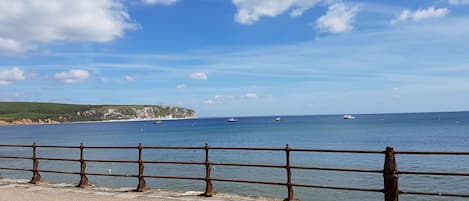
[[0, 102, 196, 126]]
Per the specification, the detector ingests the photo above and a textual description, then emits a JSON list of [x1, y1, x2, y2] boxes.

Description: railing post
[[285, 144, 295, 201], [77, 143, 88, 187], [201, 143, 213, 197], [136, 143, 146, 192], [384, 146, 399, 201], [30, 142, 41, 184]]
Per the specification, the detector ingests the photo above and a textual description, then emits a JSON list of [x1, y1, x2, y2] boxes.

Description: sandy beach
[[0, 178, 280, 201]]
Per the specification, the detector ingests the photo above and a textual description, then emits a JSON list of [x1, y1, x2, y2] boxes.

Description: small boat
[[227, 117, 238, 122], [275, 117, 282, 121], [343, 114, 355, 120], [153, 120, 163, 124]]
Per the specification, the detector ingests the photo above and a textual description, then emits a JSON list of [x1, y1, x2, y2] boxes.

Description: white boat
[[153, 120, 163, 124], [275, 117, 282, 121], [343, 114, 355, 119], [227, 117, 238, 122]]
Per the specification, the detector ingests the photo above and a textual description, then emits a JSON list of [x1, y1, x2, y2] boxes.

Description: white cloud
[[0, 0, 136, 54], [176, 84, 187, 89], [204, 94, 258, 105], [54, 69, 90, 84], [0, 67, 25, 85], [190, 72, 208, 80], [392, 87, 400, 98], [449, 0, 469, 5], [203, 95, 228, 105], [233, 0, 321, 24], [0, 37, 34, 54], [125, 75, 135, 81], [290, 7, 309, 17], [142, 0, 178, 5], [203, 99, 216, 104], [316, 3, 359, 33], [391, 7, 449, 24], [245, 93, 258, 98]]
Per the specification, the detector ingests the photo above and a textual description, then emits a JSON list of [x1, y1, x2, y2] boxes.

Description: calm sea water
[[1, 112, 469, 201]]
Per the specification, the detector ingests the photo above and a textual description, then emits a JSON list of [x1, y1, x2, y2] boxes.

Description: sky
[[1, 0, 469, 117]]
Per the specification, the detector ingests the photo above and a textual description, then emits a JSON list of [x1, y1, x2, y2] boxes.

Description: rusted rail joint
[[136, 143, 146, 192], [201, 143, 213, 197], [285, 144, 295, 201], [77, 143, 88, 187], [384, 146, 398, 201], [30, 142, 41, 184]]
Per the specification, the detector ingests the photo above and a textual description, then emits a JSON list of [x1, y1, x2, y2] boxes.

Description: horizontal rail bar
[[85, 159, 138, 163], [400, 190, 469, 197], [82, 146, 137, 149], [293, 183, 383, 193], [209, 147, 284, 151], [5, 144, 469, 155], [291, 165, 383, 173], [144, 175, 205, 180], [143, 146, 204, 150], [37, 169, 80, 175], [398, 171, 469, 177], [0, 167, 32, 171], [85, 173, 138, 177], [0, 156, 31, 160], [211, 162, 285, 169], [290, 148, 385, 154], [0, 144, 31, 148], [36, 157, 80, 162], [36, 145, 80, 149], [395, 151, 469, 155], [144, 161, 204, 165], [211, 178, 286, 186]]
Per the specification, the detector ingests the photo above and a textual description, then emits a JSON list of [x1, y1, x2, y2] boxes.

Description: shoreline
[[0, 116, 197, 126], [0, 178, 279, 201]]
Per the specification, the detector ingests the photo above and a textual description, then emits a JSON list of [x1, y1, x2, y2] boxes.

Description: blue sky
[[1, 0, 469, 117]]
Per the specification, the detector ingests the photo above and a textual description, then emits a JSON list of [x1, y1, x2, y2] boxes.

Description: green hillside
[[0, 102, 196, 124], [0, 102, 92, 118]]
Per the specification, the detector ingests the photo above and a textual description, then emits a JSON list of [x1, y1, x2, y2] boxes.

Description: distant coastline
[[0, 116, 197, 126], [0, 102, 197, 126]]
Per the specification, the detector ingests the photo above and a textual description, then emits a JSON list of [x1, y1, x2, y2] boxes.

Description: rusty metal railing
[[1, 143, 469, 200]]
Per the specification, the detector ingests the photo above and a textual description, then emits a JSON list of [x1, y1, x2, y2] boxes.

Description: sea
[[1, 112, 469, 201]]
